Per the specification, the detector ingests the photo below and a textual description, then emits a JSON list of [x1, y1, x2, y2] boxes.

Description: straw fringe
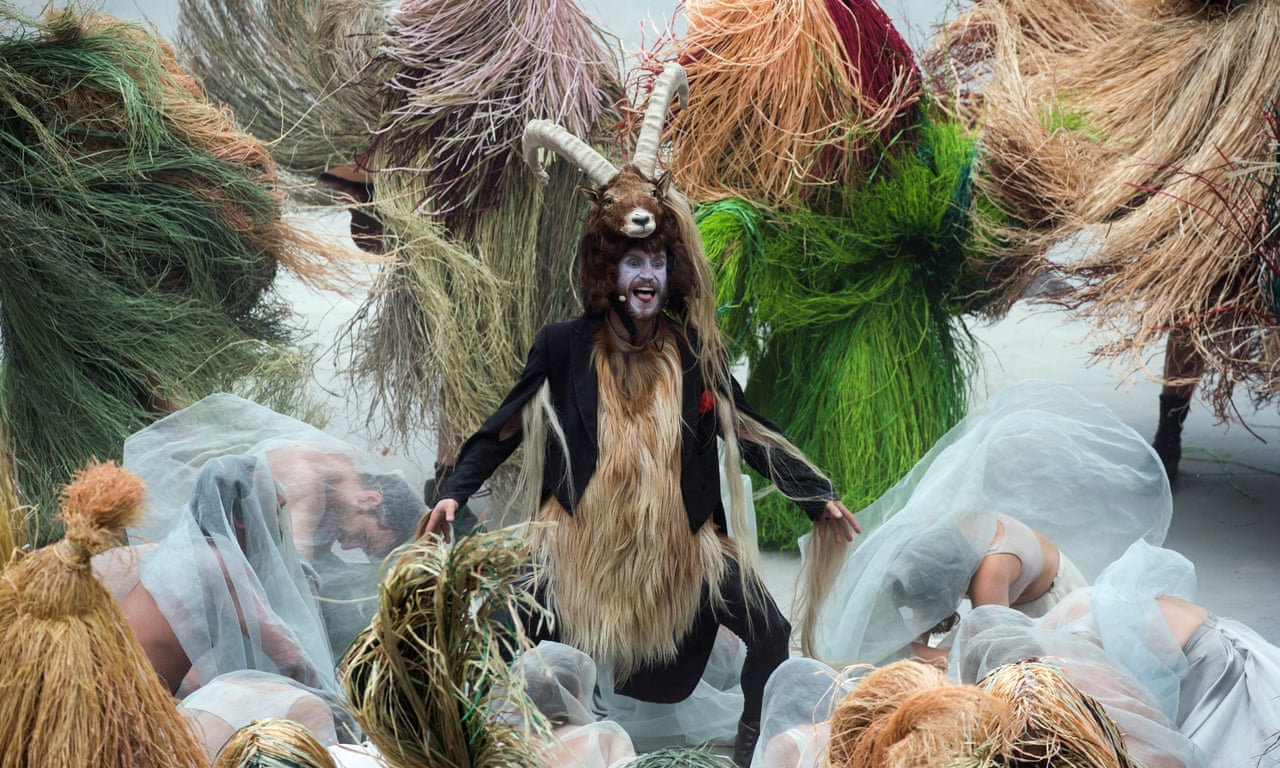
[[361, 0, 622, 218], [528, 333, 727, 679], [929, 0, 1280, 411], [697, 170, 980, 550], [338, 176, 519, 457], [339, 526, 551, 768], [0, 460, 209, 768], [975, 660, 1139, 768], [338, 0, 621, 462], [857, 686, 1009, 767], [0, 423, 28, 564], [631, 746, 735, 767], [0, 8, 350, 532], [657, 0, 920, 207], [177, 0, 386, 177], [213, 718, 338, 768], [826, 660, 951, 766], [824, 659, 1137, 768]]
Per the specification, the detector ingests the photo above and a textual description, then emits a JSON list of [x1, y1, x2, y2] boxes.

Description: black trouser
[[705, 556, 791, 725], [518, 554, 790, 725]]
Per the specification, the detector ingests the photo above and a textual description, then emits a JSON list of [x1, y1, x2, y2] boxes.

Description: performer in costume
[[0, 8, 352, 539], [796, 380, 1171, 669], [94, 394, 424, 696], [1039, 540, 1280, 767], [421, 63, 859, 766], [950, 607, 1207, 767], [637, 0, 1004, 550], [0, 460, 208, 768], [753, 653, 1187, 768]]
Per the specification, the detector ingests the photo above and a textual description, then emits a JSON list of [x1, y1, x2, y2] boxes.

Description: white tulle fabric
[[512, 642, 640, 767], [178, 669, 361, 760], [751, 657, 853, 768], [1041, 540, 1280, 767], [593, 626, 747, 752], [801, 379, 1172, 668], [121, 394, 424, 695]]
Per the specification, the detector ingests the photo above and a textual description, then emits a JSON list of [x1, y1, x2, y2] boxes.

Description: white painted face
[[615, 245, 668, 322]]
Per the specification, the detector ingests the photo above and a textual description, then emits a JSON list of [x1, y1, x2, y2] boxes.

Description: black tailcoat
[[438, 316, 835, 701]]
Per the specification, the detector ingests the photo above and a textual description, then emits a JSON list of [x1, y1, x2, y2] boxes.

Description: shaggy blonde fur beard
[[530, 325, 727, 681]]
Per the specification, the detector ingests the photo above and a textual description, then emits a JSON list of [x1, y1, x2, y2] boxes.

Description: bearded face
[[615, 245, 669, 323]]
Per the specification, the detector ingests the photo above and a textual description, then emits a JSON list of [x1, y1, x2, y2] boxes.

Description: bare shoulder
[[969, 554, 1019, 606]]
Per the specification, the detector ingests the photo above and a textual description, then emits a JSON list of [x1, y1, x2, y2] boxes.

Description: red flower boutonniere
[[699, 389, 715, 414]]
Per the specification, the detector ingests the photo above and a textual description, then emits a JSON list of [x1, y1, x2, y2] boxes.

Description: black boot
[[1152, 393, 1191, 483], [733, 717, 760, 768]]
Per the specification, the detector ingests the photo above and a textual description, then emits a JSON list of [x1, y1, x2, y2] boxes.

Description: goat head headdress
[[522, 63, 692, 316]]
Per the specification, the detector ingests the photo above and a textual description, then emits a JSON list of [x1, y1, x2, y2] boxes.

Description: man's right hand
[[416, 498, 459, 542]]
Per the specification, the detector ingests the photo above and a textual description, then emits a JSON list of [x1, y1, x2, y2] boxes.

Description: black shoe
[[733, 717, 760, 768]]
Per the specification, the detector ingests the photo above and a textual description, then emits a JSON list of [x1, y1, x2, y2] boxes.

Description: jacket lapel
[[571, 318, 599, 451]]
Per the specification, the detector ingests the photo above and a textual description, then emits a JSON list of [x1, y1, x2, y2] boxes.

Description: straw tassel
[[931, 0, 1280, 415], [975, 660, 1139, 768], [0, 8, 349, 536], [0, 460, 209, 768]]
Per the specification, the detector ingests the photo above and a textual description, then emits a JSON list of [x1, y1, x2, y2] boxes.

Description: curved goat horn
[[633, 63, 688, 179], [522, 120, 618, 187]]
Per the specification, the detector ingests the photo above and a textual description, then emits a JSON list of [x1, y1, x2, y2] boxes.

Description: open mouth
[[633, 287, 656, 303]]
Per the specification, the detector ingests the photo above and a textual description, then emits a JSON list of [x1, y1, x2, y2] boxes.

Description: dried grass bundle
[[630, 746, 736, 767], [0, 424, 28, 564], [973, 660, 1139, 768], [0, 460, 208, 768], [177, 0, 386, 177], [695, 116, 984, 547], [339, 178, 519, 457], [928, 0, 1280, 410], [855, 685, 1010, 768], [338, 0, 621, 463], [0, 7, 347, 532], [826, 660, 950, 766], [657, 0, 921, 207], [338, 525, 550, 768], [361, 0, 621, 218], [214, 718, 338, 768]]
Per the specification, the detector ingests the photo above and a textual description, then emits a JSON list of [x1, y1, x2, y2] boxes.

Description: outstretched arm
[[418, 498, 460, 541], [420, 327, 556, 541]]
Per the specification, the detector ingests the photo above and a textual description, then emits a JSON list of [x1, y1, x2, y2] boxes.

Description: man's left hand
[[816, 499, 859, 541]]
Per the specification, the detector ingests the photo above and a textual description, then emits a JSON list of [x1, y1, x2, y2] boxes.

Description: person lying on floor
[[797, 379, 1172, 669]]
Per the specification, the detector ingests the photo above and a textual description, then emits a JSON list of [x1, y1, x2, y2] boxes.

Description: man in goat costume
[[421, 64, 858, 763]]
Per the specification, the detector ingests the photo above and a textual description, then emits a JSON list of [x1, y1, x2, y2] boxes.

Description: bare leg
[[1153, 328, 1204, 483]]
